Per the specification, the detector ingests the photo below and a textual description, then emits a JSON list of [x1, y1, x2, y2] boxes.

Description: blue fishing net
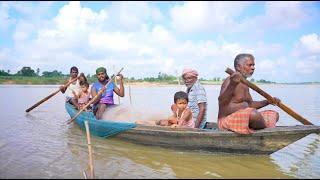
[[65, 103, 136, 138]]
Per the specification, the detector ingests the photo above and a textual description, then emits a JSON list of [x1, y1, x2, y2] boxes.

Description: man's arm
[[194, 102, 206, 128], [113, 74, 124, 97], [218, 73, 241, 106], [250, 100, 269, 109], [59, 79, 69, 93], [249, 96, 280, 109]]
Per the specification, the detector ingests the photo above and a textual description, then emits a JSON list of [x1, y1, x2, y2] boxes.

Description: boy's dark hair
[[70, 66, 78, 73], [80, 81, 89, 87], [174, 91, 188, 103]]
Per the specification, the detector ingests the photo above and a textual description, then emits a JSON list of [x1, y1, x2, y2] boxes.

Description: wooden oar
[[67, 68, 124, 124], [25, 76, 80, 113], [225, 67, 313, 125]]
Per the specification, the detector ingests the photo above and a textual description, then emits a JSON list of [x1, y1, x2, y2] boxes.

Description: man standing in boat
[[91, 67, 124, 119], [218, 53, 280, 134], [174, 68, 207, 129]]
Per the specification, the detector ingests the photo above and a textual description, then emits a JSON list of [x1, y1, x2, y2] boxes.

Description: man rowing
[[60, 66, 87, 109], [91, 67, 124, 119], [218, 53, 280, 134]]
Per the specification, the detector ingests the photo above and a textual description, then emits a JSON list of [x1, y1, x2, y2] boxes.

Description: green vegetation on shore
[[1, 66, 318, 85]]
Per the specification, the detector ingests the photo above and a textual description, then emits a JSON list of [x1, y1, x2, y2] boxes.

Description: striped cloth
[[218, 107, 278, 134], [186, 80, 207, 129]]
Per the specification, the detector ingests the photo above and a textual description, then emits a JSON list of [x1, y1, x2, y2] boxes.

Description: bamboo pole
[[84, 121, 95, 179], [225, 67, 313, 125], [129, 84, 132, 105], [113, 65, 120, 105], [82, 170, 88, 179]]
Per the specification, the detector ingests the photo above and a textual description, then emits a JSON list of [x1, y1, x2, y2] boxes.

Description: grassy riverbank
[[1, 76, 319, 86], [0, 76, 224, 85]]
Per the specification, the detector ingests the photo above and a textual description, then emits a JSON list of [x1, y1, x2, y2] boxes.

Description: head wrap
[[182, 68, 198, 78], [96, 67, 106, 74]]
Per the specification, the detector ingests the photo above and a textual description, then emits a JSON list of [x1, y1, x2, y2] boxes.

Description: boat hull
[[65, 103, 320, 154], [115, 125, 320, 154]]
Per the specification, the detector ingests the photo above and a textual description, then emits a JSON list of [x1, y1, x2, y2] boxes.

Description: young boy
[[136, 91, 195, 128]]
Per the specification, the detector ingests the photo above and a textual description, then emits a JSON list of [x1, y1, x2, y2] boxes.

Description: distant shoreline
[[0, 80, 319, 86], [1, 75, 319, 86]]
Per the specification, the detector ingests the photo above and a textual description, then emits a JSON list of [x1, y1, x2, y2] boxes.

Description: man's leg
[[261, 110, 279, 128], [249, 110, 267, 129], [95, 104, 106, 119]]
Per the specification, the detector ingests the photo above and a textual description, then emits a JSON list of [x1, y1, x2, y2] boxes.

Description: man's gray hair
[[234, 53, 254, 69]]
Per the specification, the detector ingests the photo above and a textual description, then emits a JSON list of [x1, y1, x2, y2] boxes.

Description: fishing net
[[65, 103, 136, 138]]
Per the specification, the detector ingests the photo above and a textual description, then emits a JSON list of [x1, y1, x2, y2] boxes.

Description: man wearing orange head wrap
[[175, 68, 208, 129]]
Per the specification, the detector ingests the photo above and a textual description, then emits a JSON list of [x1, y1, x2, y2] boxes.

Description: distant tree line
[[0, 66, 67, 77], [250, 78, 275, 84], [0, 67, 276, 84]]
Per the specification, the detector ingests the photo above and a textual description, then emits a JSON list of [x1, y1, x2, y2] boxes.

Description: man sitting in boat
[[180, 68, 208, 129], [218, 53, 280, 134], [91, 67, 124, 119], [60, 66, 87, 109]]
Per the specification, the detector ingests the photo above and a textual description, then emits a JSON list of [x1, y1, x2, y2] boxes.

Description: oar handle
[[26, 76, 79, 113], [67, 68, 124, 124], [225, 68, 313, 125]]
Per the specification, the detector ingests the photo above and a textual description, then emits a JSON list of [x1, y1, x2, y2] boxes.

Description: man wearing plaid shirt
[[180, 68, 208, 129]]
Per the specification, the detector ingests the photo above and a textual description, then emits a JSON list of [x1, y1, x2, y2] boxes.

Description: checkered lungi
[[218, 107, 278, 134]]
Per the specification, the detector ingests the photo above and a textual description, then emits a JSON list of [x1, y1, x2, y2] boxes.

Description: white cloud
[[13, 21, 36, 42], [54, 1, 108, 33], [257, 57, 286, 72], [168, 2, 314, 35], [107, 2, 164, 32], [296, 57, 320, 74], [293, 33, 320, 74], [263, 1, 307, 29], [240, 2, 311, 33], [169, 1, 251, 33], [294, 33, 320, 57], [151, 25, 176, 44], [89, 32, 135, 52], [2, 1, 319, 82], [254, 42, 283, 57]]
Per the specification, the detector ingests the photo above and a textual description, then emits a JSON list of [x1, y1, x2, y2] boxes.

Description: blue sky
[[0, 1, 319, 83]]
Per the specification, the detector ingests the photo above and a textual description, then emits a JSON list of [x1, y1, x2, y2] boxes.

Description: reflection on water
[[271, 133, 320, 178], [66, 127, 293, 179], [0, 84, 320, 178]]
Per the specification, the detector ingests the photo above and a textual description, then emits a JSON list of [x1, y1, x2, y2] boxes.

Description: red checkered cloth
[[218, 107, 278, 134]]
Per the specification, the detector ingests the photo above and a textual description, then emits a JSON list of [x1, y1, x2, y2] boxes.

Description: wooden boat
[[65, 103, 320, 154]]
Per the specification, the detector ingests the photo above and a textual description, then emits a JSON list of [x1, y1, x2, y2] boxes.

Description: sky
[[0, 1, 319, 83]]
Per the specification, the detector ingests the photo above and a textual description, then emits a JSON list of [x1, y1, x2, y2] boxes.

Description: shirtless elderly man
[[218, 53, 280, 134]]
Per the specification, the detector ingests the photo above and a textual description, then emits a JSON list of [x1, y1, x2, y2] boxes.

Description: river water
[[0, 84, 319, 178]]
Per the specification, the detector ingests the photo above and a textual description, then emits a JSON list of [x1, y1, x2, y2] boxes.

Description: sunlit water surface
[[0, 84, 319, 178]]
